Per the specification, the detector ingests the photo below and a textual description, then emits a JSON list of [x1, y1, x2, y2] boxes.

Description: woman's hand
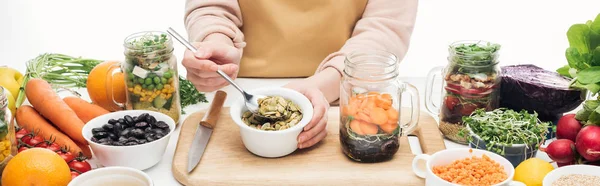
[[284, 82, 330, 149], [182, 40, 241, 92]]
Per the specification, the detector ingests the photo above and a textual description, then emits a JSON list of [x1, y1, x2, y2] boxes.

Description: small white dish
[[82, 110, 175, 170], [412, 148, 526, 186], [230, 87, 313, 158], [542, 164, 600, 186], [68, 166, 153, 186]]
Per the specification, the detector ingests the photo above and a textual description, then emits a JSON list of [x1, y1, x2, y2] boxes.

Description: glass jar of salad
[[340, 50, 420, 163], [0, 86, 14, 174], [425, 40, 501, 144], [122, 31, 181, 123]]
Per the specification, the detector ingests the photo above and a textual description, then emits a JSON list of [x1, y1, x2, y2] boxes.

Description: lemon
[[514, 158, 554, 186]]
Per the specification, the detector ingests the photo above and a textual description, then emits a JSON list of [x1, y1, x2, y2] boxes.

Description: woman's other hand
[[284, 82, 330, 149], [182, 37, 241, 92]]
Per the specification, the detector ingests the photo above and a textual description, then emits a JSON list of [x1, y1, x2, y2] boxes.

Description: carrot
[[387, 108, 399, 121], [25, 78, 88, 145], [76, 142, 93, 158], [370, 107, 389, 125], [16, 105, 84, 155], [63, 96, 110, 123], [380, 123, 398, 134], [357, 112, 372, 123], [350, 120, 365, 135], [360, 122, 379, 135]]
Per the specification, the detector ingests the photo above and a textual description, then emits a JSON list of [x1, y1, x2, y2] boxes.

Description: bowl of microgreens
[[459, 108, 549, 167]]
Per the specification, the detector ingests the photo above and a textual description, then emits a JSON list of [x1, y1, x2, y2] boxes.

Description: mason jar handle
[[425, 66, 444, 115], [411, 153, 430, 178], [106, 63, 126, 110], [397, 80, 419, 136]]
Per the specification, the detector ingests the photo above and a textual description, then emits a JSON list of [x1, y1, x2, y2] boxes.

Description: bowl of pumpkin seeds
[[230, 87, 313, 158]]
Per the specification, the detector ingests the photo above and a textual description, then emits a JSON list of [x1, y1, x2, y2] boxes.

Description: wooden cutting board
[[172, 107, 446, 186]]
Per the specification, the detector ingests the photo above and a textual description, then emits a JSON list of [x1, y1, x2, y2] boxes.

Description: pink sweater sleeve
[[316, 0, 418, 74], [184, 0, 246, 48]]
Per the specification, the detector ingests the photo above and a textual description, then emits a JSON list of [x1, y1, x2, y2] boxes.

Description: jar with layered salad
[[339, 50, 420, 163], [0, 86, 15, 174], [425, 40, 501, 144], [122, 31, 181, 123]]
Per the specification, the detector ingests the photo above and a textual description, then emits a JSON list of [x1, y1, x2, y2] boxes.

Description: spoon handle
[[166, 27, 246, 95]]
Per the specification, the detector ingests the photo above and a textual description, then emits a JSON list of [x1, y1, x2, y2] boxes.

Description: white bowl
[[542, 165, 600, 186], [68, 166, 153, 186], [82, 110, 176, 170], [230, 87, 314, 158], [412, 148, 526, 186]]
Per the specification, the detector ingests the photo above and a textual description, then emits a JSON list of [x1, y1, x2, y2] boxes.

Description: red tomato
[[460, 103, 479, 116], [19, 135, 32, 145], [35, 142, 48, 148], [15, 129, 29, 139], [28, 136, 45, 146], [71, 171, 80, 179], [46, 143, 61, 152], [58, 151, 75, 163], [18, 146, 29, 153], [69, 159, 92, 173], [444, 96, 460, 111]]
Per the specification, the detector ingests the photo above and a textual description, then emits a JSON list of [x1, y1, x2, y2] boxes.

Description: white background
[[1, 0, 599, 185], [2, 0, 600, 75]]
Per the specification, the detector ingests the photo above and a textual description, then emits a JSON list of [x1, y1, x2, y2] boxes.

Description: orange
[[87, 61, 126, 111], [2, 148, 71, 186]]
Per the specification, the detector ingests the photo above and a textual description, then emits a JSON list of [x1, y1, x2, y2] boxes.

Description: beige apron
[[237, 0, 367, 78]]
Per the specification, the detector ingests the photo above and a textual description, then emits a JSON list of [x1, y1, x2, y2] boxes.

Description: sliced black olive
[[155, 133, 165, 139], [155, 121, 169, 129], [127, 137, 138, 142], [120, 128, 132, 137], [108, 133, 118, 140], [108, 119, 118, 124], [146, 115, 156, 124], [138, 139, 148, 144], [91, 128, 106, 134], [135, 122, 148, 128], [94, 132, 109, 138], [124, 115, 135, 126], [125, 141, 138, 146], [118, 136, 128, 142], [118, 118, 126, 124], [102, 124, 114, 131], [131, 128, 145, 138], [98, 137, 110, 143], [91, 137, 98, 142]]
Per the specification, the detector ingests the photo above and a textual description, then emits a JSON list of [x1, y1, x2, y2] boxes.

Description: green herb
[[557, 13, 600, 94], [178, 76, 207, 114], [16, 53, 103, 107], [450, 41, 501, 66], [459, 108, 549, 155]]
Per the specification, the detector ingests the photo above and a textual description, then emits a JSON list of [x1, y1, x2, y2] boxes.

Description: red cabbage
[[500, 64, 586, 122]]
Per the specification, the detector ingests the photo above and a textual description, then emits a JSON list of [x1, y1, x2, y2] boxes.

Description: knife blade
[[187, 90, 227, 173]]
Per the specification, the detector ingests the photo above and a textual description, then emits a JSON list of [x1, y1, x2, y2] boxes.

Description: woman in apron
[[183, 0, 418, 149]]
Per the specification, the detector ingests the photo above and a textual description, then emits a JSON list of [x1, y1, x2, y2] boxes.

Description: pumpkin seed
[[241, 96, 303, 131]]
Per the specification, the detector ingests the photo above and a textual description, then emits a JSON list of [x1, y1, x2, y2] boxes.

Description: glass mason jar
[[425, 40, 501, 144], [339, 50, 420, 163], [117, 31, 182, 123], [0, 86, 14, 174]]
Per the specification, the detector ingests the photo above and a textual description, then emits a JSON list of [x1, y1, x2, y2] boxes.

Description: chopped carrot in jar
[[432, 154, 507, 186]]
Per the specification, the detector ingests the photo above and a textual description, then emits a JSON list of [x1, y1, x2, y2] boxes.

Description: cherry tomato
[[444, 96, 460, 111], [35, 142, 48, 148], [71, 171, 80, 179], [15, 129, 29, 139], [58, 151, 75, 163], [19, 135, 32, 145], [46, 143, 61, 152], [18, 146, 29, 153], [69, 159, 92, 173], [28, 136, 45, 146]]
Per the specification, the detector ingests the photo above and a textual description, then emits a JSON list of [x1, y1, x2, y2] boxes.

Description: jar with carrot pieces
[[339, 50, 420, 163], [0, 86, 15, 175]]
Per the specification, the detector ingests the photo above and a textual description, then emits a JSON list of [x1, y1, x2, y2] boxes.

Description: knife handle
[[200, 90, 227, 129]]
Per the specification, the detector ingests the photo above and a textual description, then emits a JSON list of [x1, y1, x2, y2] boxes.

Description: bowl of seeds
[[230, 87, 313, 158]]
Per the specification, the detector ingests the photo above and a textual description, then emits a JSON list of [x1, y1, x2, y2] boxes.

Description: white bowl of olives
[[230, 87, 314, 158], [82, 110, 175, 170]]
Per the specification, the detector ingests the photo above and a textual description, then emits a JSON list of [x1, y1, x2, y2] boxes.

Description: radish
[[575, 125, 600, 162], [557, 161, 575, 167], [556, 114, 582, 142], [542, 139, 576, 163]]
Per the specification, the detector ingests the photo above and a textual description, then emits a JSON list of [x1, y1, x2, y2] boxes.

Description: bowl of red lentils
[[412, 148, 526, 186]]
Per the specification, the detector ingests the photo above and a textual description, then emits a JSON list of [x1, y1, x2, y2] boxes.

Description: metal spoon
[[166, 27, 277, 120]]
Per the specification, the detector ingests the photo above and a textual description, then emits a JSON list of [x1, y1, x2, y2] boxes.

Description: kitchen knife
[[187, 90, 227, 173]]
